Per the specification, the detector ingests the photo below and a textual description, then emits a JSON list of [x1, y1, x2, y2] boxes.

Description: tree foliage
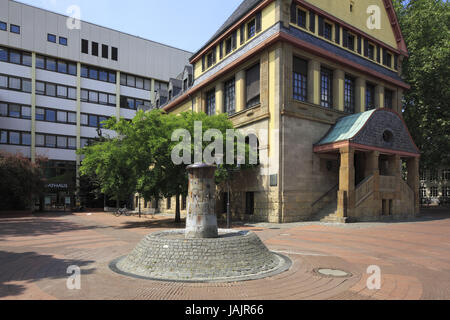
[[393, 0, 450, 169], [0, 152, 46, 211], [78, 110, 255, 222]]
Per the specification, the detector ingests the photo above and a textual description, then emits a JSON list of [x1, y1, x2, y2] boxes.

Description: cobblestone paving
[[0, 208, 449, 300]]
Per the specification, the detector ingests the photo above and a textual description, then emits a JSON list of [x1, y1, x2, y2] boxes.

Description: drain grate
[[315, 268, 351, 278]]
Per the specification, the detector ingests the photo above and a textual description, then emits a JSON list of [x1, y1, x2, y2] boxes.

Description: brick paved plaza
[[0, 208, 449, 300]]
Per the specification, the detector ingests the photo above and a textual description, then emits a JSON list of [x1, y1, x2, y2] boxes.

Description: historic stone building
[[144, 0, 420, 223]]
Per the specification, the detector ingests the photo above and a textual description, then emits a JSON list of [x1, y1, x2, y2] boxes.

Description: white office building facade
[[0, 0, 191, 209]]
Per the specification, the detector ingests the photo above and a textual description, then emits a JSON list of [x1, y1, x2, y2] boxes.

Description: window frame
[[10, 24, 20, 34], [47, 33, 57, 43], [320, 67, 333, 108]]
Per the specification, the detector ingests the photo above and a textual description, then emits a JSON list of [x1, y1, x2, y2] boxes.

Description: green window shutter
[[240, 25, 245, 44], [318, 16, 324, 36], [290, 2, 297, 23], [335, 25, 340, 44], [309, 12, 315, 32], [255, 11, 262, 33]]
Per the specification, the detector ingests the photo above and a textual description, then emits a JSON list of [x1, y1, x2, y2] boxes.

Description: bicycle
[[114, 206, 131, 217]]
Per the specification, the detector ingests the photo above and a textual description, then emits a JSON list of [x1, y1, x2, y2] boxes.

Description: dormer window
[[168, 90, 172, 101], [206, 50, 215, 68], [225, 36, 233, 55], [183, 78, 188, 91], [324, 22, 332, 41], [368, 43, 375, 60], [343, 29, 355, 51]]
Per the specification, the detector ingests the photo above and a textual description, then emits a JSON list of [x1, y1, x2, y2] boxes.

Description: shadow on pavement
[[0, 250, 95, 298], [115, 217, 185, 230]]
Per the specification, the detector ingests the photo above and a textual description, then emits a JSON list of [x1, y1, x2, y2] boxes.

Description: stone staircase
[[312, 200, 342, 223]]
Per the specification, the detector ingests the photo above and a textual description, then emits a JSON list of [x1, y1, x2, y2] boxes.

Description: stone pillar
[[185, 164, 218, 239], [307, 60, 320, 105], [216, 82, 224, 114], [236, 70, 246, 112], [375, 85, 384, 109], [356, 78, 366, 113], [396, 89, 404, 114], [365, 151, 381, 213], [336, 147, 355, 222], [333, 69, 345, 111], [407, 157, 420, 215]]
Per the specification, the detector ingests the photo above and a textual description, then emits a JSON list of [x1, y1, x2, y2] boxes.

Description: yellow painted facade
[[160, 0, 419, 223]]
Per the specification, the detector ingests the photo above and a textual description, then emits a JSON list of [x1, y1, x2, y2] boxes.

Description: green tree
[[393, 0, 450, 169], [0, 152, 46, 211], [78, 109, 256, 222]]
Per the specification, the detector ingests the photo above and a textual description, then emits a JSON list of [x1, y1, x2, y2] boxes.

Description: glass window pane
[[68, 87, 76, 100], [99, 116, 107, 128], [10, 25, 20, 34], [89, 68, 98, 80], [9, 104, 20, 118], [47, 34, 56, 43], [57, 136, 67, 148], [45, 109, 56, 122], [46, 135, 56, 148], [67, 112, 76, 124], [9, 77, 21, 90], [99, 93, 108, 104], [46, 58, 56, 71], [68, 137, 76, 149], [10, 51, 21, 64], [89, 91, 98, 103], [68, 63, 77, 75], [99, 70, 108, 82], [81, 66, 88, 77], [57, 61, 67, 73], [127, 75, 135, 87], [57, 85, 67, 98], [22, 53, 32, 66], [81, 114, 88, 125], [0, 75, 7, 88], [1, 130, 7, 144], [36, 81, 45, 94], [88, 115, 98, 127], [127, 98, 135, 109], [80, 138, 88, 148], [36, 108, 45, 121], [120, 74, 127, 85], [59, 37, 68, 46], [22, 133, 31, 146], [21, 106, 31, 119], [0, 103, 7, 116], [46, 83, 56, 96], [36, 55, 45, 69], [57, 111, 67, 123], [22, 79, 31, 93], [144, 79, 151, 91], [36, 134, 44, 146], [109, 72, 116, 83], [9, 132, 20, 144], [136, 77, 144, 89], [0, 47, 7, 62], [81, 89, 88, 101], [108, 94, 116, 105]]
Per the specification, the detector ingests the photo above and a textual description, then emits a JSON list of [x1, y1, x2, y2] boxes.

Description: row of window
[[205, 63, 261, 116], [81, 88, 116, 106], [292, 56, 394, 112], [81, 39, 118, 61], [36, 81, 77, 100], [0, 102, 109, 129], [0, 46, 32, 66], [120, 73, 152, 91], [36, 55, 77, 75], [290, 4, 397, 70], [81, 65, 116, 83], [420, 170, 450, 182], [0, 74, 31, 93], [421, 187, 450, 198], [47, 33, 68, 46], [119, 96, 152, 110], [0, 130, 31, 146], [0, 22, 20, 34], [201, 11, 262, 72]]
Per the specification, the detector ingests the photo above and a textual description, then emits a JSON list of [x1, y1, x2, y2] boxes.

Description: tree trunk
[[116, 197, 120, 209], [175, 194, 181, 223]]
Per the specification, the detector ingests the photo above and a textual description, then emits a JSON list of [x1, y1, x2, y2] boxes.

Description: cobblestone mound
[[111, 229, 291, 282]]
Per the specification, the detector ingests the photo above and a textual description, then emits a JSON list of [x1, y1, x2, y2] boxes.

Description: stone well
[[110, 163, 291, 283]]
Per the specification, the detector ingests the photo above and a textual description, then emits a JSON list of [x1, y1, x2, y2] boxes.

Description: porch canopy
[[314, 109, 420, 157]]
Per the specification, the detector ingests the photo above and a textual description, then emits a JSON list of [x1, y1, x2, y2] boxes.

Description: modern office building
[[0, 0, 191, 209], [158, 0, 421, 223]]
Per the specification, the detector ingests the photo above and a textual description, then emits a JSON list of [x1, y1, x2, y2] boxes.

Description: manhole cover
[[315, 268, 351, 278]]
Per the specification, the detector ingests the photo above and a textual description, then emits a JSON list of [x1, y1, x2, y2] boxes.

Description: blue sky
[[16, 0, 244, 53]]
